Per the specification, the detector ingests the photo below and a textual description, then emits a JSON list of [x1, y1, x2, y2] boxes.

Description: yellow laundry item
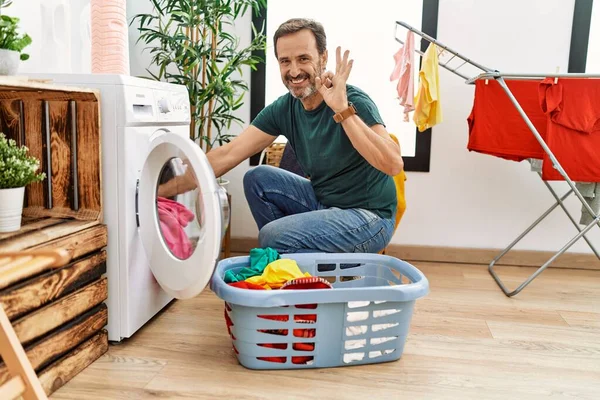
[[244, 259, 311, 290], [413, 43, 442, 132]]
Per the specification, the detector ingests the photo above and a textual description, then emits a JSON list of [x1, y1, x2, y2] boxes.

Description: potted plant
[[0, 1, 31, 75], [0, 133, 45, 232], [132, 0, 267, 188]]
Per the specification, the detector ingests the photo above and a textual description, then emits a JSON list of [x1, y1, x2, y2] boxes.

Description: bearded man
[[159, 18, 403, 254]]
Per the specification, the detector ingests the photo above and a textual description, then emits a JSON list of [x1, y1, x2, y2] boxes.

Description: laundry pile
[[390, 30, 443, 132], [156, 197, 194, 259], [223, 247, 332, 364]]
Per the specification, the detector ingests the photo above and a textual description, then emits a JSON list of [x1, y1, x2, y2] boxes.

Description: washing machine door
[[137, 130, 227, 299]]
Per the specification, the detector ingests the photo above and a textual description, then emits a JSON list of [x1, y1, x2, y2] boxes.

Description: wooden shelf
[[0, 78, 107, 397]]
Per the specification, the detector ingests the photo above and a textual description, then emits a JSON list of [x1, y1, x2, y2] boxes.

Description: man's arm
[[340, 118, 403, 176], [315, 47, 403, 176], [157, 125, 276, 198]]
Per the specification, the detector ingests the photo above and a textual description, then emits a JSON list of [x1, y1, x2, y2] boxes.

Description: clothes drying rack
[[394, 20, 600, 297]]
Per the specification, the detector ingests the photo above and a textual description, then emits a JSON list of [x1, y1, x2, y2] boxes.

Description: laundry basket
[[210, 252, 429, 370]]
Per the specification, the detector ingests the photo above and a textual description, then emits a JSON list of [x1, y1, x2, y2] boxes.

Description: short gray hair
[[273, 18, 327, 58]]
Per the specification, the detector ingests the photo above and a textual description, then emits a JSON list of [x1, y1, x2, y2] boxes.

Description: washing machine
[[29, 73, 229, 342]]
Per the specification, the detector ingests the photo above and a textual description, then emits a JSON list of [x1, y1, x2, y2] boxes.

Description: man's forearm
[[341, 115, 403, 176]]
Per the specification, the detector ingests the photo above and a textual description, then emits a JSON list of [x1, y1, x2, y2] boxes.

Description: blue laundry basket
[[210, 252, 429, 370]]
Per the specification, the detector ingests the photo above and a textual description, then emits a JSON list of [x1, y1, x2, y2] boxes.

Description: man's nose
[[289, 62, 300, 77]]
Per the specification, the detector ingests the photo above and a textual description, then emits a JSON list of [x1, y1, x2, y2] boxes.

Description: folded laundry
[[224, 247, 280, 283]]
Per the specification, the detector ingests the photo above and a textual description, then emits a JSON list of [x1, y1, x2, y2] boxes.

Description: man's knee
[[258, 221, 283, 251], [259, 217, 304, 253], [243, 165, 275, 194]]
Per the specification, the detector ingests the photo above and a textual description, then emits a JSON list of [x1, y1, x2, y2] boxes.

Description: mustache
[[286, 73, 310, 81]]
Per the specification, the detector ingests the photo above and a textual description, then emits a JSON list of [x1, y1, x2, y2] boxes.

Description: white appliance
[[29, 74, 229, 342]]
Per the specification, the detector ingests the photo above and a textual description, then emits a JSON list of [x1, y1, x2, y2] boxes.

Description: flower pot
[[0, 49, 20, 75], [0, 186, 25, 232]]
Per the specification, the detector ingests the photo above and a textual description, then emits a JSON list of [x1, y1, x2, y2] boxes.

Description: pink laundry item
[[390, 30, 415, 122], [157, 197, 194, 259]]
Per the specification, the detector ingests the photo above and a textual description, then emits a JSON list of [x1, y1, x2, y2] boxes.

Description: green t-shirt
[[251, 84, 397, 219]]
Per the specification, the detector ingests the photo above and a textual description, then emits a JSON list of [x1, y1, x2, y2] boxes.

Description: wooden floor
[[49, 260, 600, 400]]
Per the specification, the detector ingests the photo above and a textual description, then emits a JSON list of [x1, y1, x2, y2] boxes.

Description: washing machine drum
[[137, 131, 230, 299]]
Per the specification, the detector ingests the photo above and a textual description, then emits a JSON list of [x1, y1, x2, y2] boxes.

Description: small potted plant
[[0, 133, 45, 232], [0, 13, 31, 75]]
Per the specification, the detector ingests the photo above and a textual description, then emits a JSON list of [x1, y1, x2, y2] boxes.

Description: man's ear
[[321, 49, 328, 70]]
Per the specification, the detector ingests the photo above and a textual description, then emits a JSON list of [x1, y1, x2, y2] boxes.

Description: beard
[[285, 61, 322, 99]]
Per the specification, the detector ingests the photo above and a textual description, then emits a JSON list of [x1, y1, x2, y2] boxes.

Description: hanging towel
[[390, 30, 415, 122], [413, 43, 443, 132], [223, 247, 280, 283], [156, 197, 194, 259]]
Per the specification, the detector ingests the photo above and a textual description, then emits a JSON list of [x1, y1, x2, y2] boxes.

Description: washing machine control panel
[[123, 85, 191, 124], [155, 90, 190, 122]]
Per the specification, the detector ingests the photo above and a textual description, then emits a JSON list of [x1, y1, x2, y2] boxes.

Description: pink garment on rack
[[157, 197, 194, 259], [538, 78, 600, 181], [390, 30, 415, 122]]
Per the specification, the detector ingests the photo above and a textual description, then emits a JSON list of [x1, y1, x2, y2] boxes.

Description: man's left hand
[[315, 46, 354, 113]]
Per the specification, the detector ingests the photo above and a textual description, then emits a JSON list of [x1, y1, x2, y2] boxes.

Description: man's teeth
[[291, 78, 305, 84]]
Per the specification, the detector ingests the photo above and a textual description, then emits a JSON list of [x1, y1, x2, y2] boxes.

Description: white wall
[[5, 0, 91, 74], [587, 0, 600, 72], [129, 0, 600, 254]]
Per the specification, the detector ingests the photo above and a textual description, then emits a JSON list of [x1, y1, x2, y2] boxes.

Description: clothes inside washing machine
[[155, 158, 204, 260]]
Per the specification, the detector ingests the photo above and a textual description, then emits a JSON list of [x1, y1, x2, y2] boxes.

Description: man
[[159, 18, 403, 254]]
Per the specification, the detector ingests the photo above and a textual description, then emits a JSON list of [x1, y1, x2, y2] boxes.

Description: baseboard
[[230, 237, 600, 271]]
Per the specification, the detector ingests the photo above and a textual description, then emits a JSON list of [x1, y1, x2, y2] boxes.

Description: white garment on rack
[[577, 182, 600, 226], [529, 158, 543, 173]]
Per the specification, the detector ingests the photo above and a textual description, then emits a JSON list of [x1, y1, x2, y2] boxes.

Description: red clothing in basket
[[225, 276, 332, 364]]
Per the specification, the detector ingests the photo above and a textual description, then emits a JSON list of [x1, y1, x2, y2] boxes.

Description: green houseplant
[[132, 0, 267, 185], [0, 0, 32, 75], [0, 133, 45, 232]]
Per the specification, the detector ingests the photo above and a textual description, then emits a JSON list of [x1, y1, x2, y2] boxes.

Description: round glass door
[[138, 131, 225, 299]]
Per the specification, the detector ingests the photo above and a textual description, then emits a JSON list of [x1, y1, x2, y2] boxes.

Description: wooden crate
[[0, 78, 108, 397]]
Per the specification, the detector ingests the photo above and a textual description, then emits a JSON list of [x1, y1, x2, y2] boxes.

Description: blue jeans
[[243, 165, 395, 254]]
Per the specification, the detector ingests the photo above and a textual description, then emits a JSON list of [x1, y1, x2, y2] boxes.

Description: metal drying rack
[[394, 20, 600, 297]]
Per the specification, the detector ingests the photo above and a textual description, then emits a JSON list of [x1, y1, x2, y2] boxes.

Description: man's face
[[276, 29, 327, 99]]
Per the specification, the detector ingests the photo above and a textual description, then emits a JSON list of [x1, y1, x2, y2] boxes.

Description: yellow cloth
[[244, 259, 311, 290], [413, 43, 442, 132], [388, 134, 407, 232]]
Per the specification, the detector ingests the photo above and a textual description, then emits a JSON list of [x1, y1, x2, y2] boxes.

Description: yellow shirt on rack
[[413, 43, 442, 132]]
